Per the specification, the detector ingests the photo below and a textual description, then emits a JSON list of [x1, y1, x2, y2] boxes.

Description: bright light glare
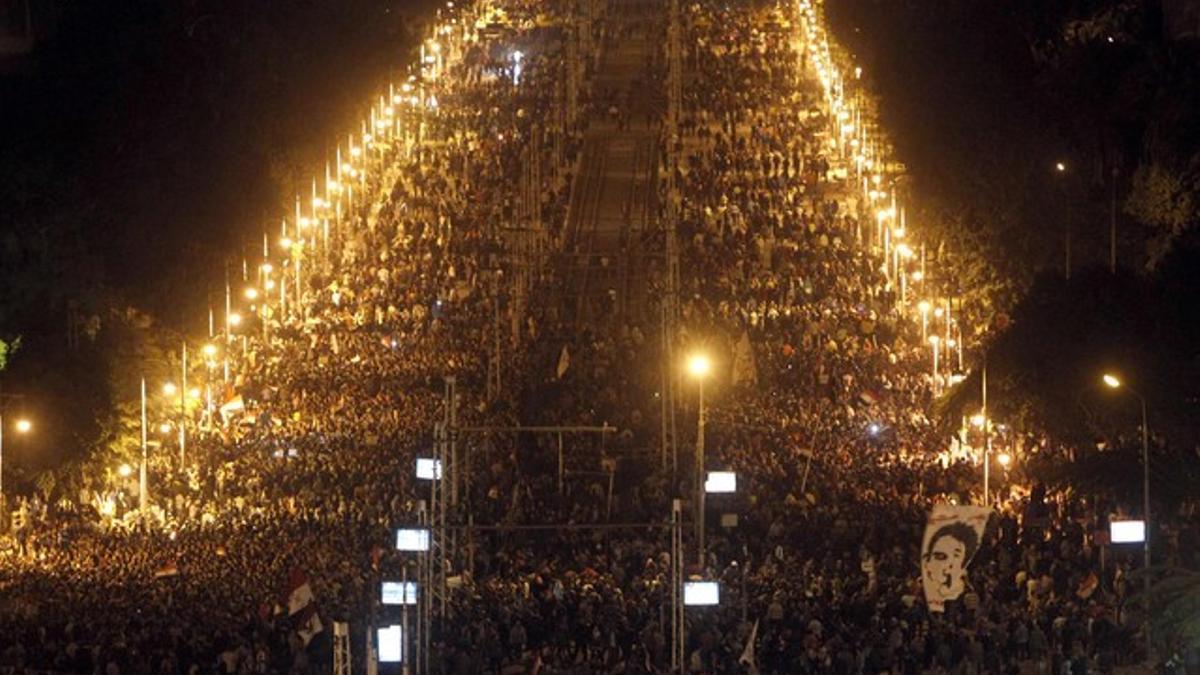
[[377, 625, 403, 663], [396, 528, 430, 551], [117, 463, 133, 477], [1102, 374, 1121, 389], [683, 581, 720, 606], [162, 382, 178, 396], [416, 457, 442, 480], [244, 287, 259, 301], [997, 453, 1012, 467], [704, 471, 736, 493], [202, 344, 217, 357], [14, 418, 32, 433], [687, 354, 712, 378], [1111, 520, 1145, 543]]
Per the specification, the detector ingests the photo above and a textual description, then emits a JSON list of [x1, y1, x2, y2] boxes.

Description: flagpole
[[139, 377, 148, 514], [982, 362, 989, 506]]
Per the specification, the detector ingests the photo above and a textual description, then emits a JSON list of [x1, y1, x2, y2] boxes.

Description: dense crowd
[[0, 0, 1183, 674]]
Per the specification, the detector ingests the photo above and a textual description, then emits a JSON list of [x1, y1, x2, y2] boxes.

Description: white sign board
[[381, 581, 418, 605], [416, 457, 442, 480], [1111, 520, 1146, 544], [683, 581, 720, 606], [377, 625, 403, 663], [705, 471, 736, 493], [396, 528, 430, 551]]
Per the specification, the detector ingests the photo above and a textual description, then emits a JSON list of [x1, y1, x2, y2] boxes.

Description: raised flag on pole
[[921, 504, 991, 613], [295, 603, 323, 646], [556, 345, 570, 379], [738, 619, 760, 674], [281, 568, 324, 645], [732, 331, 758, 386], [154, 560, 179, 579], [219, 395, 245, 421]]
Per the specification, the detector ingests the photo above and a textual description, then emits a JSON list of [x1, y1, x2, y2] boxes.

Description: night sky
[[0, 0, 431, 471]]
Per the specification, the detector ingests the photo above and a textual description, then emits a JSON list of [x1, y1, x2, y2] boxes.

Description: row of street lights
[[801, 3, 1157, 657]]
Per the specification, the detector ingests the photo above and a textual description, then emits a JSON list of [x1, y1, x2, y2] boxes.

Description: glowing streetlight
[[162, 382, 178, 396], [1100, 370, 1151, 657], [687, 352, 712, 565], [996, 453, 1012, 467], [244, 287, 259, 301], [118, 463, 133, 478], [202, 343, 217, 358], [0, 403, 33, 499], [159, 422, 172, 434], [1055, 161, 1066, 173], [918, 300, 931, 341], [228, 312, 243, 327]]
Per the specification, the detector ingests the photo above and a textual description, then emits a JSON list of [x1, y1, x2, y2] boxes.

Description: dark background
[[0, 0, 431, 480]]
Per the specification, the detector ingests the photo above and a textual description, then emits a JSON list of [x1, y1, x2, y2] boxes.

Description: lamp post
[[0, 394, 32, 504], [1102, 373, 1152, 661], [688, 353, 711, 567], [1056, 161, 1071, 280]]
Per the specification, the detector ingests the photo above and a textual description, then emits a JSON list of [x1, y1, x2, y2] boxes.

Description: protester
[[0, 1, 1168, 674]]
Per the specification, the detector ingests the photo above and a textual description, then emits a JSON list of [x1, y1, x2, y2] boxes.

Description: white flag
[[732, 331, 757, 386], [738, 619, 759, 674], [921, 504, 991, 612], [556, 345, 570, 379]]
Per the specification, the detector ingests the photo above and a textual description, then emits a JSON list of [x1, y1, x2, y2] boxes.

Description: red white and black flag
[[282, 568, 324, 645]]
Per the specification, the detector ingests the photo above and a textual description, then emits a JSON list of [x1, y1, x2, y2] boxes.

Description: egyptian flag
[[1077, 571, 1099, 600], [283, 568, 323, 645], [154, 560, 179, 579]]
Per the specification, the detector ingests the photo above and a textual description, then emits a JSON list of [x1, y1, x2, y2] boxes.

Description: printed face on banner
[[921, 505, 990, 612], [923, 527, 970, 600]]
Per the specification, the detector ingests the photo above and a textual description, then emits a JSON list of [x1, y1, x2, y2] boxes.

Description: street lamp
[[0, 401, 32, 502], [1101, 372, 1152, 660], [687, 353, 711, 566], [1056, 161, 1071, 279]]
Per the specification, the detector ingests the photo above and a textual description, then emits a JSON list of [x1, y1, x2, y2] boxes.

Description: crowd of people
[[0, 0, 1188, 673]]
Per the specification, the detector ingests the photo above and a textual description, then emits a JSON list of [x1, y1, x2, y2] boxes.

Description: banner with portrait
[[921, 504, 991, 612]]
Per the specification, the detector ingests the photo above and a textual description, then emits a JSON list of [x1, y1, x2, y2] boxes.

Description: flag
[[295, 603, 324, 646], [219, 395, 244, 420], [154, 560, 179, 579], [556, 345, 570, 379], [283, 568, 323, 645], [738, 619, 759, 674], [284, 568, 315, 616], [921, 504, 991, 612], [732, 332, 758, 386], [1077, 571, 1099, 599]]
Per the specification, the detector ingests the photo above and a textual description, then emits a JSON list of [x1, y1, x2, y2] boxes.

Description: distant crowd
[[0, 0, 1187, 674]]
